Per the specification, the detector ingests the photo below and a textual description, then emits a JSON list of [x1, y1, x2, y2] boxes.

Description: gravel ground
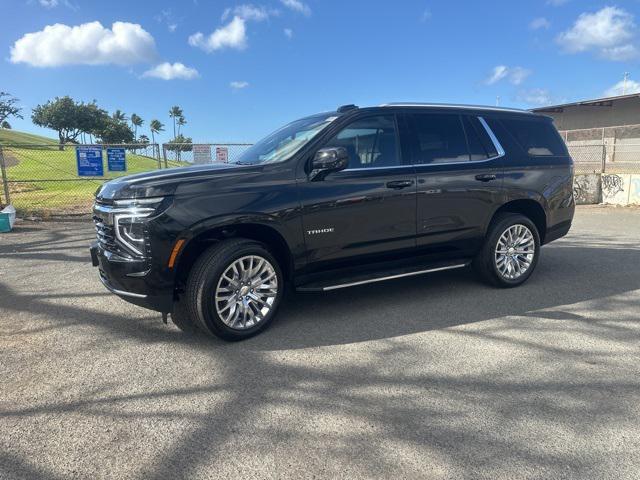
[[1, 205, 639, 480]]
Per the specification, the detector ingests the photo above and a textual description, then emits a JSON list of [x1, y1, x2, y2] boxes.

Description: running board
[[296, 262, 470, 292]]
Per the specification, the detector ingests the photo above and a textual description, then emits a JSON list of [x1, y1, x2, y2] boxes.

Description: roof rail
[[379, 102, 533, 114]]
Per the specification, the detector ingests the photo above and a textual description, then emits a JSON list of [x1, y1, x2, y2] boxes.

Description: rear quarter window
[[500, 117, 567, 156]]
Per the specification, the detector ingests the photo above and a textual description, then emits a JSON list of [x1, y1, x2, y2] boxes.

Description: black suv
[[91, 104, 574, 340]]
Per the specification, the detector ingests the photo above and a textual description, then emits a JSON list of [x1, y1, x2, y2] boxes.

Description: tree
[[0, 92, 23, 127], [177, 115, 187, 136], [94, 116, 134, 144], [149, 119, 164, 145], [130, 113, 144, 139], [138, 134, 150, 144], [112, 110, 127, 122], [169, 106, 183, 139], [165, 134, 192, 161], [1, 121, 11, 129], [32, 96, 96, 148]]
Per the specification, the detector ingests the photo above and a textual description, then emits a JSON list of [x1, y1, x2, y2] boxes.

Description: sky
[[2, 0, 640, 143]]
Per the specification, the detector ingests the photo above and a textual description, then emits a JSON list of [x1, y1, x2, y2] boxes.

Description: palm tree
[[112, 109, 127, 122], [138, 134, 150, 144], [177, 115, 187, 136], [149, 119, 164, 145], [130, 113, 144, 139], [169, 106, 183, 139]]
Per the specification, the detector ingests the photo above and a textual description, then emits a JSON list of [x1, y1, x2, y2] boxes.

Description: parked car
[[90, 103, 574, 340]]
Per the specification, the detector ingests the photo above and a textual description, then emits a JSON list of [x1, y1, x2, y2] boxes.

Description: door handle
[[386, 180, 414, 189], [475, 174, 497, 182]]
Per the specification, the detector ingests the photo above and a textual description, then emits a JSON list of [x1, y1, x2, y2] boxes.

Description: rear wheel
[[474, 213, 540, 288], [184, 239, 284, 341]]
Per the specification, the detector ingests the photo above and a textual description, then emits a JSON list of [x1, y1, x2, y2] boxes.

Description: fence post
[[154, 144, 161, 169], [162, 144, 168, 168], [601, 144, 606, 173], [0, 146, 10, 206]]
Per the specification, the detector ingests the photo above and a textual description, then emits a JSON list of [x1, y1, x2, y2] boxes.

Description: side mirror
[[309, 147, 349, 181]]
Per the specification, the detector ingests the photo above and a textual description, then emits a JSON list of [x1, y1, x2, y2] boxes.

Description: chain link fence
[[0, 143, 157, 217], [0, 142, 252, 217], [561, 124, 640, 174], [161, 143, 252, 166]]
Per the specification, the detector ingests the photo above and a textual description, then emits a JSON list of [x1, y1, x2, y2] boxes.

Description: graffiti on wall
[[602, 174, 624, 199], [573, 176, 591, 204]]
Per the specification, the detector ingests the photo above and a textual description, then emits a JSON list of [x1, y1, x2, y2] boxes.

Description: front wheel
[[184, 239, 284, 341], [474, 213, 540, 288]]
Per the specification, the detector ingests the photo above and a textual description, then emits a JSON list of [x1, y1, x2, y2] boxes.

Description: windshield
[[234, 114, 337, 165]]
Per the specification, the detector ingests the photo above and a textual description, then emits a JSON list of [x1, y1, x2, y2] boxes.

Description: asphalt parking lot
[[1, 205, 639, 480]]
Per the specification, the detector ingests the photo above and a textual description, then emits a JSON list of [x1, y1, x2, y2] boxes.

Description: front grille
[[93, 215, 119, 254]]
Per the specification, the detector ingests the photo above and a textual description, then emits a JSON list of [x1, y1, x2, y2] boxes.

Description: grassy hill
[[0, 129, 182, 216], [0, 128, 58, 145]]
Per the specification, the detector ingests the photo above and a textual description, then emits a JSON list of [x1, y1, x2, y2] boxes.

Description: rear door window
[[407, 113, 469, 164], [500, 118, 567, 156], [464, 116, 499, 159]]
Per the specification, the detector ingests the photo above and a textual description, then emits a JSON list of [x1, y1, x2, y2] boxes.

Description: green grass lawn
[[0, 129, 184, 216]]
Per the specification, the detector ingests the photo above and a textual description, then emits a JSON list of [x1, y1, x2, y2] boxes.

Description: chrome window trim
[[343, 164, 413, 172], [478, 116, 506, 158]]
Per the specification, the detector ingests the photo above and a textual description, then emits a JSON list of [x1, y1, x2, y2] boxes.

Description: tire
[[184, 239, 284, 341], [170, 295, 200, 334], [474, 213, 541, 288]]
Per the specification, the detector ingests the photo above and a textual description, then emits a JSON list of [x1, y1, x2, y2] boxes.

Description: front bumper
[[90, 242, 173, 312]]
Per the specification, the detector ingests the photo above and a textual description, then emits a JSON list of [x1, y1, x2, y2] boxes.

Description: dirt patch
[[1, 151, 19, 167]]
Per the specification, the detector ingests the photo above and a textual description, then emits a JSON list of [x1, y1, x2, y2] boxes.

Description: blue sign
[[76, 146, 103, 177], [107, 148, 127, 172]]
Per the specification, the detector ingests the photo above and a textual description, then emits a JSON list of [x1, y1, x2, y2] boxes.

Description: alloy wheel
[[214, 255, 279, 330], [494, 224, 535, 280]]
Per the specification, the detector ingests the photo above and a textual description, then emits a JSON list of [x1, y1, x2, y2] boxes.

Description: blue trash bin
[[0, 205, 16, 232]]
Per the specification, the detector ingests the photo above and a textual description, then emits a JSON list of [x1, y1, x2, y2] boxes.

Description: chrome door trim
[[322, 263, 469, 291]]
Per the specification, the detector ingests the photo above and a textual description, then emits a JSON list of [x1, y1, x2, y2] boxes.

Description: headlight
[[111, 197, 168, 257]]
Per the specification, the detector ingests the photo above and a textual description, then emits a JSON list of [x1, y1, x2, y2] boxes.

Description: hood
[[95, 163, 257, 201]]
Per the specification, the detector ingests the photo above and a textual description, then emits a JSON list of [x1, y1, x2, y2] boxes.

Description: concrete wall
[[573, 173, 640, 205]]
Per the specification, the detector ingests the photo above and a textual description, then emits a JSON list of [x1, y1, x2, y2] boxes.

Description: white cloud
[[486, 65, 509, 85], [10, 21, 157, 67], [39, 0, 58, 7], [530, 17, 550, 30], [189, 16, 247, 52], [547, 0, 569, 6], [230, 81, 249, 89], [168, 24, 177, 33], [605, 79, 640, 97], [557, 7, 637, 61], [421, 9, 432, 22], [517, 88, 553, 106], [223, 4, 276, 22], [284, 28, 293, 39], [485, 65, 531, 85], [280, 0, 311, 16], [143, 62, 199, 80]]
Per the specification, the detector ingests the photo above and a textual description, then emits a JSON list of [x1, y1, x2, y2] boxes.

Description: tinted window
[[465, 116, 498, 158], [324, 115, 399, 169], [501, 118, 567, 156], [462, 116, 488, 161], [407, 114, 469, 164]]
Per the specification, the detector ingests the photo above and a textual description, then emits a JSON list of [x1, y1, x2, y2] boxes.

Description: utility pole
[[623, 72, 630, 95], [495, 95, 500, 106]]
